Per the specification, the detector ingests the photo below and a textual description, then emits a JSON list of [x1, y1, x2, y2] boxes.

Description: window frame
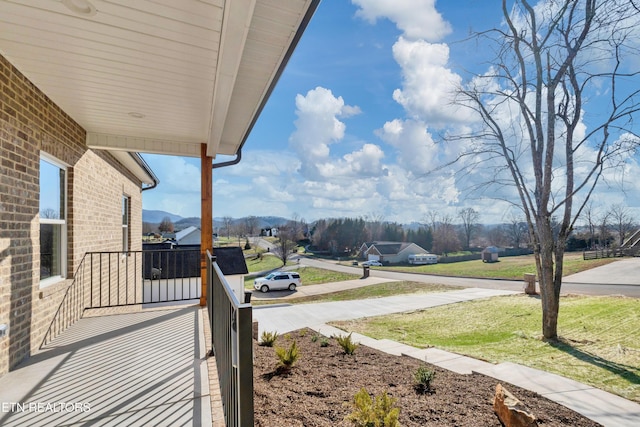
[[39, 153, 68, 287], [122, 195, 131, 254]]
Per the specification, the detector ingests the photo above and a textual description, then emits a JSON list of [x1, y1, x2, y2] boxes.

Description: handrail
[[41, 252, 90, 347], [41, 249, 201, 348], [207, 250, 254, 427]]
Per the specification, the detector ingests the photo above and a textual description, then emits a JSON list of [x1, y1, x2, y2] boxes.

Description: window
[[122, 195, 130, 252], [39, 155, 67, 284]]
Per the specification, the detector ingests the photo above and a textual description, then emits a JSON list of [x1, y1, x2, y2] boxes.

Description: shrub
[[320, 338, 329, 347], [260, 330, 278, 347], [275, 341, 300, 371], [334, 333, 359, 355], [346, 387, 400, 427], [311, 334, 319, 343], [414, 366, 436, 394]]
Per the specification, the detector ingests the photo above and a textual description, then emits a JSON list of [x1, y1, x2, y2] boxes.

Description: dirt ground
[[253, 329, 602, 426]]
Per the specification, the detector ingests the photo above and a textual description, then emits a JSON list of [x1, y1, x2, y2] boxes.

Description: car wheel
[[288, 283, 296, 291], [260, 285, 269, 293]]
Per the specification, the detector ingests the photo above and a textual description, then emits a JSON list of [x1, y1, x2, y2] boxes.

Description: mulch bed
[[253, 329, 602, 426]]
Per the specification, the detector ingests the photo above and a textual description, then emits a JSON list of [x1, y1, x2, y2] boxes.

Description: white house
[[364, 242, 430, 264], [175, 226, 201, 245]]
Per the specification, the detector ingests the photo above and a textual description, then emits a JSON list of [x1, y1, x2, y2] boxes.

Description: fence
[[583, 248, 624, 260], [207, 250, 254, 427], [41, 249, 201, 346]]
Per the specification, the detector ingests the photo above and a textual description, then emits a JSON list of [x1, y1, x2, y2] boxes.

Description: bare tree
[[598, 211, 611, 248], [272, 226, 298, 266], [451, 1, 640, 339], [504, 212, 527, 248], [582, 202, 598, 250], [244, 216, 260, 237], [608, 204, 635, 246], [431, 214, 460, 256], [222, 216, 233, 239], [458, 208, 480, 250], [158, 216, 174, 233]]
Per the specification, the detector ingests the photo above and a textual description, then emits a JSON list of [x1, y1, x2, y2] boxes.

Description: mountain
[[175, 217, 201, 229], [143, 209, 184, 223]]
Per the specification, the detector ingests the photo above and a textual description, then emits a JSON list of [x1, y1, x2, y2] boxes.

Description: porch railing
[[207, 250, 254, 427], [41, 249, 201, 346]]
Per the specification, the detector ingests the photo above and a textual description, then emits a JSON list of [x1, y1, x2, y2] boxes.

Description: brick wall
[[0, 54, 145, 375]]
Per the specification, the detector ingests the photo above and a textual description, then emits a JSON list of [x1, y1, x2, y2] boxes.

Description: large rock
[[493, 384, 538, 427]]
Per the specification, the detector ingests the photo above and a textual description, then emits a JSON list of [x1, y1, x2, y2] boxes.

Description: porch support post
[[200, 143, 213, 306]]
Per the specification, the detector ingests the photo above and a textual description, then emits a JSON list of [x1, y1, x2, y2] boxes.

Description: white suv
[[254, 271, 302, 292]]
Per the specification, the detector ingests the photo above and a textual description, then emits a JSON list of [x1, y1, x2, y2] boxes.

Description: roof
[[214, 247, 249, 276], [366, 242, 429, 257], [175, 226, 200, 242], [0, 0, 320, 160]]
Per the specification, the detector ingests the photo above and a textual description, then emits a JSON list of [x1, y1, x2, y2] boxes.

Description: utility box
[[524, 273, 537, 295]]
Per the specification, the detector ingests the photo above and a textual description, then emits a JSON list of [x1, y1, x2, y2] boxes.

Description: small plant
[[260, 330, 278, 347], [299, 329, 308, 337], [275, 340, 300, 371], [346, 387, 400, 427], [311, 334, 319, 343], [320, 337, 329, 347], [414, 366, 436, 394], [284, 333, 292, 341], [334, 333, 359, 355]]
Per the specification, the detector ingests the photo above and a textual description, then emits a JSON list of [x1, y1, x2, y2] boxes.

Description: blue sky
[[142, 0, 640, 225]]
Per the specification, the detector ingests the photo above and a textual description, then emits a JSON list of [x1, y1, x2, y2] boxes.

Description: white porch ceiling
[[0, 0, 319, 159]]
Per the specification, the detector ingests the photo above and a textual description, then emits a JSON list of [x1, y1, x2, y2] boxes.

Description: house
[[175, 226, 201, 246], [0, 5, 321, 416], [364, 242, 430, 264]]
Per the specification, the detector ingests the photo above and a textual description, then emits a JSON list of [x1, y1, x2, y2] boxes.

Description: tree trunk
[[536, 219, 559, 340]]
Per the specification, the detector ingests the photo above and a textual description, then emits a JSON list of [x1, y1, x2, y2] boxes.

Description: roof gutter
[[132, 152, 160, 191], [212, 0, 320, 170]]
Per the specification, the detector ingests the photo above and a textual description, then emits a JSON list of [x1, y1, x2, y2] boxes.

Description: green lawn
[[333, 294, 640, 402], [244, 254, 284, 273], [381, 252, 620, 280], [251, 281, 461, 305], [244, 266, 360, 289]]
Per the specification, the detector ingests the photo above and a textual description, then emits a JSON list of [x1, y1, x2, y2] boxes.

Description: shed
[[482, 246, 500, 263], [214, 247, 249, 302]]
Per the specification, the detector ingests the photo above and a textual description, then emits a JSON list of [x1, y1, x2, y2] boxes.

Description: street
[[296, 256, 640, 298]]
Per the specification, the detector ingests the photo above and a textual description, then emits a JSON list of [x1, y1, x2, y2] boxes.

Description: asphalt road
[[297, 256, 640, 298]]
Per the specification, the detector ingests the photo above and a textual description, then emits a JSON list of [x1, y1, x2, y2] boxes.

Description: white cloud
[[391, 37, 468, 126], [353, 0, 451, 41], [376, 118, 440, 174], [289, 87, 362, 179]]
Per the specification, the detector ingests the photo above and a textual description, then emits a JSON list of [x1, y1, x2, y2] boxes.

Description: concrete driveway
[[564, 257, 640, 285]]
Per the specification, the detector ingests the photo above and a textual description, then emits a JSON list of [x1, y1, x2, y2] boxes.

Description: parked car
[[254, 271, 302, 292], [362, 260, 383, 266]]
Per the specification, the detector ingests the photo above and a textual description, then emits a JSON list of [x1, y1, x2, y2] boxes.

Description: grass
[[381, 252, 619, 280], [245, 266, 361, 289], [251, 281, 461, 305], [244, 254, 284, 273], [333, 294, 640, 402]]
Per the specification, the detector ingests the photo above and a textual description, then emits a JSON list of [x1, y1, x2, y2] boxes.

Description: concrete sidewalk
[[253, 288, 640, 427], [252, 287, 517, 335]]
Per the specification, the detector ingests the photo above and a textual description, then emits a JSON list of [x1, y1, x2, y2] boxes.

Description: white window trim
[[39, 153, 68, 287], [122, 195, 130, 255]]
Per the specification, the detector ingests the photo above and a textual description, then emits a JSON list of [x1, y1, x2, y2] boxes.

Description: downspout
[[212, 148, 242, 170]]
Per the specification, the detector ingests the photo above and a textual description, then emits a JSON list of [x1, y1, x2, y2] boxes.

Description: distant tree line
[[142, 203, 638, 256]]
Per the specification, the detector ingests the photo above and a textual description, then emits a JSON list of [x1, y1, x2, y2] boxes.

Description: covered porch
[[0, 304, 221, 426], [0, 1, 320, 425]]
